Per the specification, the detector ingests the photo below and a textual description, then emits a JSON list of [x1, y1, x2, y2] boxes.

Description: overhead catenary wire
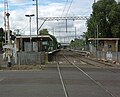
[[65, 0, 74, 17], [20, 23, 29, 35], [56, 0, 68, 42], [61, 0, 69, 17], [14, 23, 29, 35], [65, 0, 74, 43], [54, 0, 83, 43]]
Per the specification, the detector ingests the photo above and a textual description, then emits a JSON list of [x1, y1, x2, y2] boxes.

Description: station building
[[13, 35, 54, 65], [15, 35, 53, 52]]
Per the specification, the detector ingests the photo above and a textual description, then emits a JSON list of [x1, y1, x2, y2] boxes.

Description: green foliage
[[70, 39, 85, 48], [0, 42, 2, 48], [86, 0, 120, 38], [0, 28, 4, 48], [39, 29, 49, 35], [39, 29, 59, 50], [49, 34, 58, 49]]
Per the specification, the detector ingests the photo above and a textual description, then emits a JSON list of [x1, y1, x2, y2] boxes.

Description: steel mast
[[3, 0, 12, 67], [4, 0, 8, 44]]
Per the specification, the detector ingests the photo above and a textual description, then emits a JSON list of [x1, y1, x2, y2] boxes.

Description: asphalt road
[[0, 67, 120, 97]]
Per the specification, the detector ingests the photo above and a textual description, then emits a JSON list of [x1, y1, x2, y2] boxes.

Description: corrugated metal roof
[[16, 35, 53, 40], [88, 38, 120, 41]]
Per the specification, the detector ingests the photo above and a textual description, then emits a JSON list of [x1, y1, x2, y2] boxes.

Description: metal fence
[[0, 54, 8, 66], [0, 51, 47, 66], [89, 44, 120, 63], [0, 54, 3, 66], [17, 52, 46, 65]]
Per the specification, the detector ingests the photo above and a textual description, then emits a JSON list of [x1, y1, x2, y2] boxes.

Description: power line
[[20, 24, 29, 34], [58, 0, 69, 42], [65, 0, 73, 17], [61, 0, 69, 17]]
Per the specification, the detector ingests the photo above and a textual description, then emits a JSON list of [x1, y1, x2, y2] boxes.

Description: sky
[[0, 0, 99, 43]]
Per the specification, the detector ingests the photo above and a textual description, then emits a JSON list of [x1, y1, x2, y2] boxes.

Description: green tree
[[86, 0, 120, 38], [39, 29, 59, 50], [39, 29, 49, 35], [69, 38, 85, 49], [0, 28, 4, 48]]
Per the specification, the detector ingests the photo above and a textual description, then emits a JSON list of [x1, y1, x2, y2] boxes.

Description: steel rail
[[73, 51, 119, 73], [69, 50, 115, 68], [62, 53, 118, 97], [56, 58, 69, 97], [73, 50, 114, 67], [0, 78, 4, 82]]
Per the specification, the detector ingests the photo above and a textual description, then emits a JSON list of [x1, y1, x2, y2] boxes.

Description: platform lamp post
[[25, 14, 35, 51]]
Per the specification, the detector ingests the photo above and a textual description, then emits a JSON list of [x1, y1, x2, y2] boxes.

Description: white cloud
[[39, 3, 64, 17], [0, 3, 3, 8], [0, 0, 94, 42], [9, 6, 36, 34], [9, 0, 26, 3], [37, 1, 92, 42]]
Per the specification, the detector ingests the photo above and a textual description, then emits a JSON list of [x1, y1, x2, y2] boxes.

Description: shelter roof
[[88, 38, 120, 41], [16, 35, 53, 41]]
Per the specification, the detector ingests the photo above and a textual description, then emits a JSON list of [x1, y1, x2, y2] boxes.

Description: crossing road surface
[[0, 67, 120, 97]]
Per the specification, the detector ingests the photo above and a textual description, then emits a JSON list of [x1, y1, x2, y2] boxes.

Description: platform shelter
[[88, 38, 120, 52]]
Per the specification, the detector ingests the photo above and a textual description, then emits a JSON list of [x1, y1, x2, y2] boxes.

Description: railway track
[[54, 50, 119, 97], [64, 50, 120, 73]]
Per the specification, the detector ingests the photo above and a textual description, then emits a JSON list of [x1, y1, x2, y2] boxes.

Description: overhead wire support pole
[[93, 0, 98, 58], [38, 16, 89, 28], [38, 16, 89, 21], [38, 17, 89, 38], [66, 19, 67, 33], [36, 0, 39, 35], [75, 27, 76, 39], [33, 0, 39, 35]]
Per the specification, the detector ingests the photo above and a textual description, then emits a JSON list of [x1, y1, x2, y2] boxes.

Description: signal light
[[10, 35, 16, 41]]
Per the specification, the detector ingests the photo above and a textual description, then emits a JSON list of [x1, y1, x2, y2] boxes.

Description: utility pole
[[75, 27, 76, 39], [52, 27, 54, 36], [97, 24, 99, 51], [36, 0, 39, 35], [66, 19, 67, 33], [93, 0, 97, 57], [33, 0, 39, 35]]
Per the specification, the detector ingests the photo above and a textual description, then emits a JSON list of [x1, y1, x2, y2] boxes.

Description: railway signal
[[2, 1, 13, 67]]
